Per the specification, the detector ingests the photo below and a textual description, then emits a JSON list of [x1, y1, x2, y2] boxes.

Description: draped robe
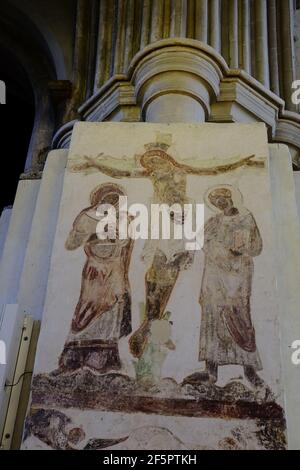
[[199, 209, 263, 369], [59, 207, 133, 373]]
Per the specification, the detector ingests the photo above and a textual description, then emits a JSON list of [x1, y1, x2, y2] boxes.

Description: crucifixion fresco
[[69, 142, 258, 360], [23, 125, 286, 451]]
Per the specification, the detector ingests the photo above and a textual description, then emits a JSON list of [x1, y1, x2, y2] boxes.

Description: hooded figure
[[59, 183, 133, 373], [185, 186, 265, 389]]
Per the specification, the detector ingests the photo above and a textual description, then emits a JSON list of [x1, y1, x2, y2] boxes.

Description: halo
[[89, 182, 126, 205], [204, 184, 245, 214], [139, 149, 179, 169]]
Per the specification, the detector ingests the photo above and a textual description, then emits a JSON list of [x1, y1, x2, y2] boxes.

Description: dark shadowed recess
[[0, 45, 35, 212]]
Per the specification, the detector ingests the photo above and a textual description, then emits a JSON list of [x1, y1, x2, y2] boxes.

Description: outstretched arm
[[182, 155, 258, 175], [70, 155, 148, 179]]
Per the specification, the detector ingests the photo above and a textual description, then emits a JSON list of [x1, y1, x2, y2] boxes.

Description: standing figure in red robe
[[59, 183, 133, 374]]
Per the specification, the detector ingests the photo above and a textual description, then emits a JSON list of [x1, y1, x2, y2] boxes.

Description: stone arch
[[0, 1, 59, 172]]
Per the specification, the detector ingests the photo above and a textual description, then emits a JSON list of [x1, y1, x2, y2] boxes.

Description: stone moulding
[[274, 118, 300, 158], [51, 38, 300, 166], [52, 120, 79, 150]]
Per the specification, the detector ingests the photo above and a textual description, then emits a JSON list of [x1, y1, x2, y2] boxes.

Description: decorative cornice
[[127, 38, 229, 77], [51, 38, 300, 167], [274, 119, 300, 165], [52, 120, 79, 150], [210, 79, 280, 132], [79, 81, 139, 122]]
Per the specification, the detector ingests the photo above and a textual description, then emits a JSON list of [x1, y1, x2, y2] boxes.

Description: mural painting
[[58, 183, 133, 374], [24, 408, 286, 450], [23, 123, 287, 450], [184, 185, 268, 393]]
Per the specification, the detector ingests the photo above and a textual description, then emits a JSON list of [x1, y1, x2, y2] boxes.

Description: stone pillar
[[278, 0, 297, 111], [208, 0, 221, 53], [294, 172, 300, 221], [150, 0, 165, 42], [63, 0, 97, 122], [68, 0, 299, 115], [0, 207, 12, 264], [240, 0, 251, 73], [169, 0, 187, 38], [268, 0, 280, 96], [52, 2, 300, 164], [269, 144, 300, 450], [25, 87, 55, 172], [228, 0, 238, 68], [94, 0, 115, 88], [0, 179, 40, 305], [254, 0, 270, 88], [132, 42, 222, 123], [194, 0, 208, 42], [145, 93, 205, 123], [17, 150, 68, 320]]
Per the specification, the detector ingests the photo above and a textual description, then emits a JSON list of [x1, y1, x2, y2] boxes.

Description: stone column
[[254, 0, 270, 88], [150, 0, 165, 42], [0, 207, 12, 264], [240, 0, 251, 74], [17, 150, 68, 320], [132, 41, 222, 123], [25, 87, 55, 172], [294, 172, 300, 221], [143, 84, 206, 123], [228, 0, 238, 68], [267, 0, 280, 96], [279, 0, 296, 111], [269, 144, 300, 450], [194, 0, 208, 42], [63, 0, 97, 122], [0, 179, 40, 306], [169, 0, 188, 38], [208, 0, 221, 53]]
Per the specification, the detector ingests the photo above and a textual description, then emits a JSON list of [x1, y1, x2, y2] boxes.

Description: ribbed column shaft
[[170, 0, 187, 38], [95, 0, 115, 87], [239, 0, 251, 73], [87, 0, 297, 111], [140, 0, 151, 49], [195, 0, 208, 42], [209, 0, 221, 52], [150, 0, 164, 42], [279, 0, 296, 110], [229, 0, 239, 68], [253, 0, 270, 88], [267, 0, 280, 95]]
